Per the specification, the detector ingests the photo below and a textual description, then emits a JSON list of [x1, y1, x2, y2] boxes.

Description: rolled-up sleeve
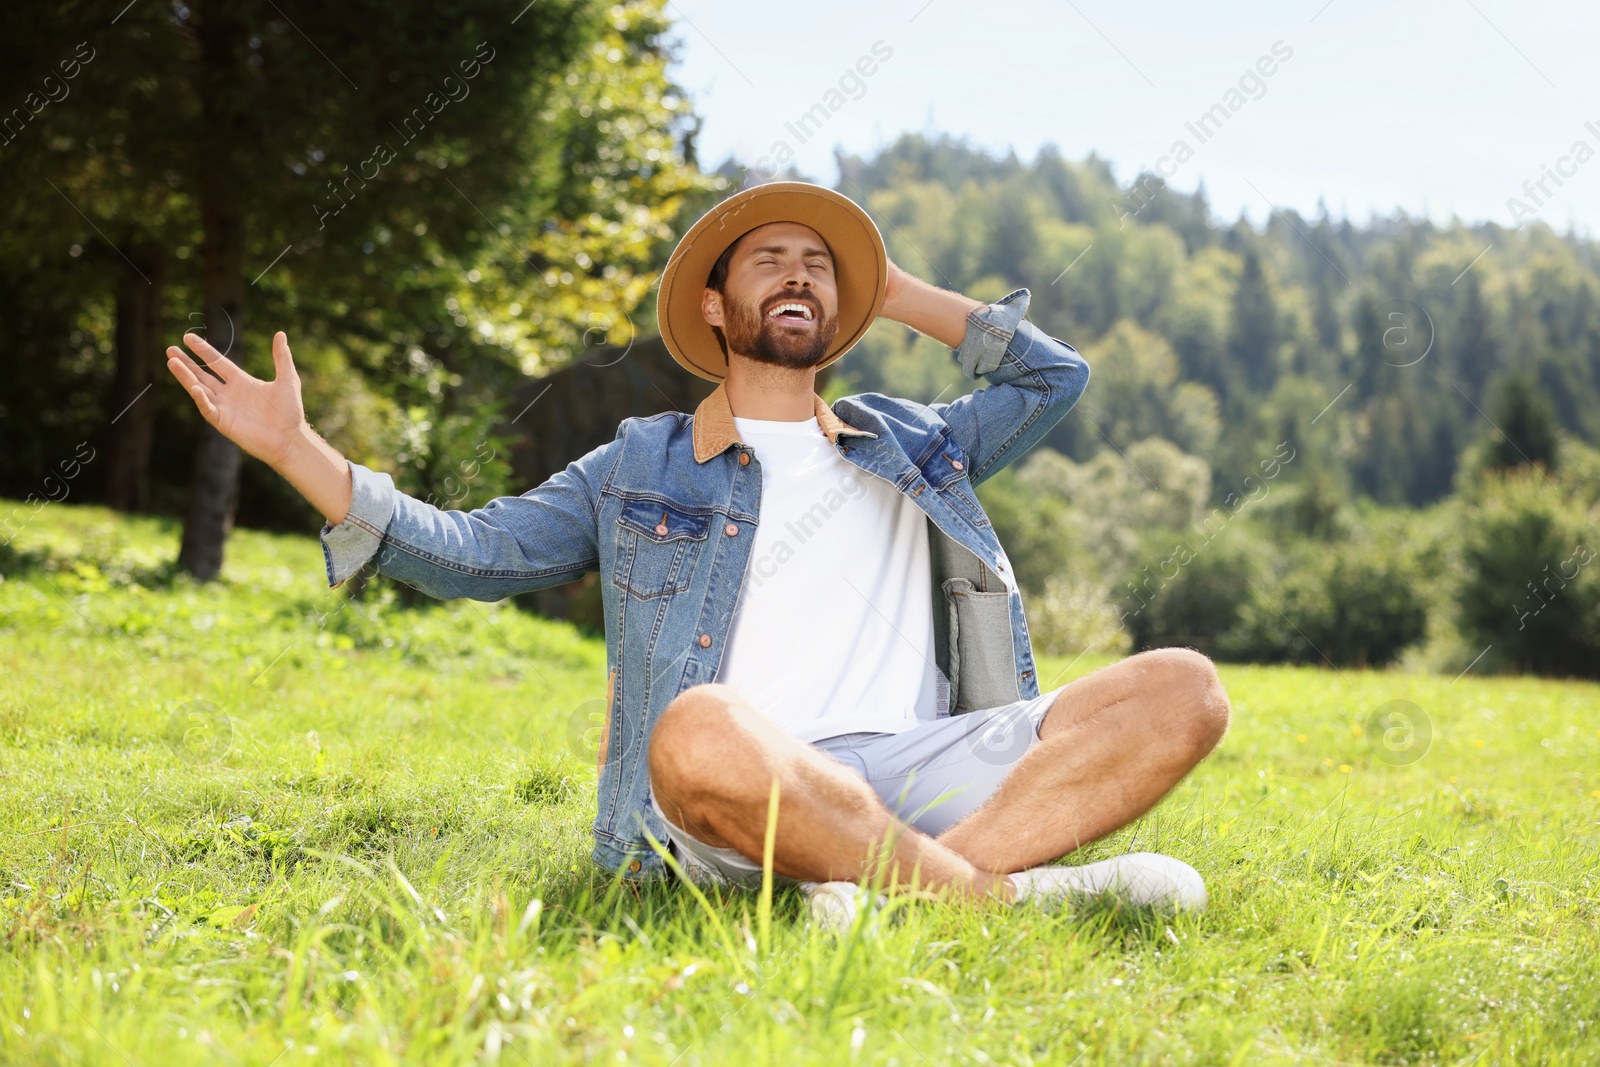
[[933, 287, 1090, 485], [319, 461, 398, 587], [952, 287, 1032, 378]]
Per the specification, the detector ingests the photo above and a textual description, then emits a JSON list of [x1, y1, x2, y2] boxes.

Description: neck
[[722, 355, 818, 421]]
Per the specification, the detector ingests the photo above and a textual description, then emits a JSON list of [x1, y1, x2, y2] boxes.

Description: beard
[[721, 290, 840, 370]]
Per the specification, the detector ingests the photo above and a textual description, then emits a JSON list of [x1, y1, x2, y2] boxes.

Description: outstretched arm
[[167, 328, 610, 599], [166, 331, 353, 524]]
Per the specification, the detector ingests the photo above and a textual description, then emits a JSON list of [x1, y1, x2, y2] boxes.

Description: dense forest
[[827, 135, 1596, 504], [819, 137, 1600, 678], [1, 4, 1595, 677]]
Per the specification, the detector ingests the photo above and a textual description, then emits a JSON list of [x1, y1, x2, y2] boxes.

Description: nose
[[782, 260, 813, 291]]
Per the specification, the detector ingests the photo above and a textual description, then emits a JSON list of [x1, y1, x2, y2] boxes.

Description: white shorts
[[647, 685, 1066, 887]]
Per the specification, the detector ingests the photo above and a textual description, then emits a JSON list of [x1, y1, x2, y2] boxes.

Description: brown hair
[[704, 232, 748, 356]]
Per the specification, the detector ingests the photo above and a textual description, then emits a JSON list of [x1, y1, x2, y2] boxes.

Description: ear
[[701, 288, 725, 328]]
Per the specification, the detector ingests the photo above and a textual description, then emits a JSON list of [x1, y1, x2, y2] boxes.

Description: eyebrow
[[746, 243, 833, 262]]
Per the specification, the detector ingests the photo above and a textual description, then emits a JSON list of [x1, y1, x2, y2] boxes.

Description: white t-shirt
[[714, 414, 950, 743]]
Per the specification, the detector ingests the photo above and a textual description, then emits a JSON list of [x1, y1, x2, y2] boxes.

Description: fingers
[[165, 347, 206, 392], [190, 384, 221, 423], [271, 330, 299, 382], [182, 331, 245, 383], [166, 351, 220, 423]]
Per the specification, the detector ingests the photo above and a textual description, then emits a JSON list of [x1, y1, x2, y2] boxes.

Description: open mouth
[[765, 299, 816, 324]]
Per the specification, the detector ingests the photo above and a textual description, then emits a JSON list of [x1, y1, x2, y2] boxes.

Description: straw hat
[[656, 181, 887, 382]]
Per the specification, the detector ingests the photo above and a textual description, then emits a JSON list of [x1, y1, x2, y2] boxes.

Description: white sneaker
[[1008, 852, 1208, 913], [800, 880, 891, 936]]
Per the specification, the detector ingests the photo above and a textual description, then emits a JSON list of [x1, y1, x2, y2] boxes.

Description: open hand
[[166, 331, 306, 468]]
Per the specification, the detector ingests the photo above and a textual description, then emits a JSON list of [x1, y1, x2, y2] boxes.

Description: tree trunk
[[177, 0, 246, 581], [105, 241, 165, 512], [176, 212, 245, 580]]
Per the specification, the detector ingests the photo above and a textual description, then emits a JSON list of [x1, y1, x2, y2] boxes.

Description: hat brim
[[656, 182, 887, 383]]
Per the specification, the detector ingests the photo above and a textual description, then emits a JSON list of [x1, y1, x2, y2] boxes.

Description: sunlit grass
[[2, 499, 1598, 1064]]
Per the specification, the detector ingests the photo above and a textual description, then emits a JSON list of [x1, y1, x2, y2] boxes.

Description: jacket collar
[[691, 380, 876, 463]]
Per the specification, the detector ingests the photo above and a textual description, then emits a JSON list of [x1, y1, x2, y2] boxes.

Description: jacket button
[[655, 523, 669, 536], [628, 859, 641, 873], [950, 458, 964, 470], [725, 522, 739, 536], [699, 633, 712, 648], [738, 452, 750, 465]]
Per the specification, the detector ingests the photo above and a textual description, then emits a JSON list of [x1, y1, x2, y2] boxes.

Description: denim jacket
[[319, 287, 1089, 879]]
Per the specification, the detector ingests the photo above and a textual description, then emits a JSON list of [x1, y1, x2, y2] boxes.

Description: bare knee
[[1134, 648, 1231, 757], [647, 684, 762, 815]]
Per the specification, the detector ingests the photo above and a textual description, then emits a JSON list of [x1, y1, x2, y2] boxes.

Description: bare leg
[[936, 648, 1231, 873], [648, 684, 1013, 900]]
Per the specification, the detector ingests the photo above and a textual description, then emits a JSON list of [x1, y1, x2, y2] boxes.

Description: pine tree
[[1456, 274, 1497, 404], [1486, 371, 1559, 472], [1229, 247, 1280, 395]]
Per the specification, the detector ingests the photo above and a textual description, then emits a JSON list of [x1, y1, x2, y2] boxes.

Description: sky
[[662, 0, 1600, 236]]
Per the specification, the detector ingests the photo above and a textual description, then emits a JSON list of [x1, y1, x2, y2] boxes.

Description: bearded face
[[718, 286, 841, 370], [707, 221, 842, 371]]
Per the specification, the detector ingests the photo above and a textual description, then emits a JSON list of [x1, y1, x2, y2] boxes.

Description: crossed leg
[[646, 648, 1231, 901]]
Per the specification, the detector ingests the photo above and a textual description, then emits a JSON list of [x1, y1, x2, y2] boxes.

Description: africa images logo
[[748, 41, 894, 180]]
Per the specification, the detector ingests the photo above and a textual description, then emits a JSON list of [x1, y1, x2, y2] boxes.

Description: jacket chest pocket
[[612, 496, 711, 599], [918, 441, 988, 527]]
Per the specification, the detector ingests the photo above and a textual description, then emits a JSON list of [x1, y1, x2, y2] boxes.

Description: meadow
[[1, 499, 1597, 1065]]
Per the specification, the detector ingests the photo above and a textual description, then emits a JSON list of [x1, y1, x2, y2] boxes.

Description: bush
[[975, 462, 1075, 595], [1122, 528, 1267, 654], [1456, 470, 1600, 677], [1223, 547, 1429, 668], [978, 439, 1215, 607], [1011, 439, 1213, 584], [1025, 574, 1131, 658]]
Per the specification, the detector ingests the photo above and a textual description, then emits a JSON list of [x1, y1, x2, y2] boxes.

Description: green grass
[[2, 498, 1598, 1065]]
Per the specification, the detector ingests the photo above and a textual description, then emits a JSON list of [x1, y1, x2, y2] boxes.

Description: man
[[166, 181, 1230, 931]]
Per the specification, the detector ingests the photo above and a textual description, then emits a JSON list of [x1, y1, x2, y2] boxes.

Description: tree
[[0, 14, 184, 512], [1458, 470, 1600, 677], [277, 0, 718, 517], [1311, 267, 1341, 354], [7, 0, 713, 579], [1350, 291, 1388, 401], [1485, 370, 1559, 472], [23, 1, 606, 577], [1070, 319, 1220, 458], [105, 241, 168, 511], [1228, 246, 1280, 396], [1455, 273, 1496, 404]]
